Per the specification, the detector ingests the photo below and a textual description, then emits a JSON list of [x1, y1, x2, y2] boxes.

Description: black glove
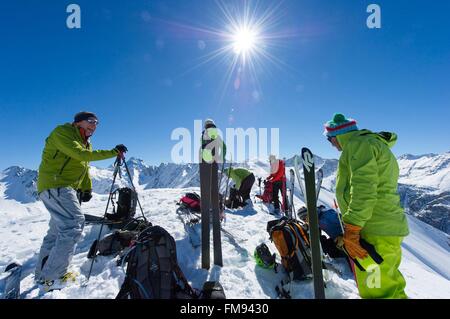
[[114, 144, 128, 153], [78, 189, 93, 203]]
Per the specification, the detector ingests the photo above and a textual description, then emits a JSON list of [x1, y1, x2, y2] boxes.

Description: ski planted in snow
[[0, 263, 22, 299], [200, 162, 223, 268], [301, 148, 326, 299], [293, 155, 306, 200], [281, 160, 287, 214], [315, 168, 324, 201], [288, 169, 296, 219]]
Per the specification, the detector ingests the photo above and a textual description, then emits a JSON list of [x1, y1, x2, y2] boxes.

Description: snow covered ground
[[1, 178, 449, 299]]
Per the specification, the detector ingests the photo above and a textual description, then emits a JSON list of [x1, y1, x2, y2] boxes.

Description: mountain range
[[1, 151, 449, 234]]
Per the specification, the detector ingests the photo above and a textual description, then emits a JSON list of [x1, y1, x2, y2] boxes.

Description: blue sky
[[0, 0, 449, 169]]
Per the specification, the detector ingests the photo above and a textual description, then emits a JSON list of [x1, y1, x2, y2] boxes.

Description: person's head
[[323, 113, 358, 152], [204, 118, 218, 140], [204, 118, 216, 130], [73, 111, 99, 137], [269, 155, 277, 163]]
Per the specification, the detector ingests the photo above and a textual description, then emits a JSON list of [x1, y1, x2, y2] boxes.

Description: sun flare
[[232, 26, 259, 56]]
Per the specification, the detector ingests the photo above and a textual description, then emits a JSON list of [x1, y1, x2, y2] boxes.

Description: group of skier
[[33, 111, 409, 299]]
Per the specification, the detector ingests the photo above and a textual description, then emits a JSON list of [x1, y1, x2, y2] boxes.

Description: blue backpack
[[318, 206, 343, 239]]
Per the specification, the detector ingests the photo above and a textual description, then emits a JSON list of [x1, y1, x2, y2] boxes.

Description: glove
[[78, 189, 93, 203], [343, 223, 369, 260], [114, 144, 128, 154]]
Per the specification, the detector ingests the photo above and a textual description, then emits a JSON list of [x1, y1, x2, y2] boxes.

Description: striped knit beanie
[[323, 113, 358, 137]]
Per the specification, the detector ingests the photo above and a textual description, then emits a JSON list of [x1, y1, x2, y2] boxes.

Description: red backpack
[[179, 192, 201, 212], [256, 179, 273, 203]]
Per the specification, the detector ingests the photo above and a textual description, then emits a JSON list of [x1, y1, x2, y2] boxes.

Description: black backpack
[[87, 230, 138, 259], [106, 188, 138, 221], [116, 225, 198, 299], [225, 187, 244, 209], [200, 281, 226, 299]]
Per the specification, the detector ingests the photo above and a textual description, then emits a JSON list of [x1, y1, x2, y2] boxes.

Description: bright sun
[[232, 26, 259, 56]]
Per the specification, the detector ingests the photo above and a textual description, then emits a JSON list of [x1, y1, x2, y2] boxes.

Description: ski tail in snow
[[301, 148, 326, 299]]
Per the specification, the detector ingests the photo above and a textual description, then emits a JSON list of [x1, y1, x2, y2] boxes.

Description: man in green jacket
[[35, 111, 127, 290], [224, 167, 255, 204], [324, 113, 409, 299]]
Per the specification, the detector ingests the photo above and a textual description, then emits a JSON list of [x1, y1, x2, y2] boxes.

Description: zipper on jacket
[[76, 165, 89, 188], [59, 157, 71, 175]]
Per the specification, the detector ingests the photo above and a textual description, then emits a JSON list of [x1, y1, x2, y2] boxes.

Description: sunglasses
[[86, 118, 99, 125]]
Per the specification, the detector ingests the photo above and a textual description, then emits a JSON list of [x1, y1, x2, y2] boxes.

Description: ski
[[200, 163, 212, 269], [301, 148, 326, 299], [316, 168, 324, 201], [288, 169, 295, 219], [1, 263, 22, 299], [176, 207, 202, 248], [200, 162, 223, 268], [281, 160, 287, 214], [293, 155, 306, 200]]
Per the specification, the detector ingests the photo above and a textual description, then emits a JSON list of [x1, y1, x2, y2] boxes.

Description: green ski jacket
[[224, 167, 252, 189], [37, 123, 118, 193], [335, 130, 409, 237]]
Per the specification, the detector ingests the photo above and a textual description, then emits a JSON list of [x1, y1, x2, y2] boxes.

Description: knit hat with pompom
[[323, 113, 358, 137]]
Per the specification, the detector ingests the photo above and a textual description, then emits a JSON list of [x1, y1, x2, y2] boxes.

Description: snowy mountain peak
[[0, 166, 38, 203], [126, 157, 149, 170]]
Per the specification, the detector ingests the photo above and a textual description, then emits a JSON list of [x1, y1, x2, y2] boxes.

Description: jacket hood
[[337, 130, 398, 150]]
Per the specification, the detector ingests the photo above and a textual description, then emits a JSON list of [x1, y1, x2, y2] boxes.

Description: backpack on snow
[[267, 217, 312, 281], [178, 192, 201, 212], [256, 179, 273, 203], [225, 187, 244, 209], [87, 230, 138, 259], [106, 187, 138, 222], [200, 281, 226, 299], [254, 243, 277, 270], [116, 225, 198, 299]]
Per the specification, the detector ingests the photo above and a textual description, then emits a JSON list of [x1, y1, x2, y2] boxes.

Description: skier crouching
[[223, 167, 255, 207]]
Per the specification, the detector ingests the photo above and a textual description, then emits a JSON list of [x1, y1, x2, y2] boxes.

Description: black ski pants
[[272, 180, 287, 211], [238, 173, 256, 202]]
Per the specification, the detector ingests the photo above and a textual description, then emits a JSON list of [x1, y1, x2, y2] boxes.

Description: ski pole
[[86, 155, 122, 282], [258, 177, 262, 197], [122, 156, 148, 223], [333, 199, 383, 270]]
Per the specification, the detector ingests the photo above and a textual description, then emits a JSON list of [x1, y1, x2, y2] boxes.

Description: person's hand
[[78, 189, 93, 203], [114, 144, 128, 154], [343, 223, 369, 259], [335, 236, 345, 250]]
